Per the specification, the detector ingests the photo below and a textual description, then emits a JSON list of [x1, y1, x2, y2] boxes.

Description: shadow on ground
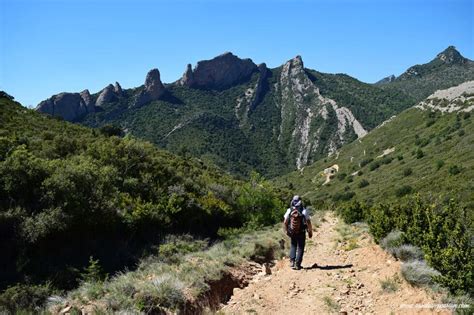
[[304, 263, 353, 270]]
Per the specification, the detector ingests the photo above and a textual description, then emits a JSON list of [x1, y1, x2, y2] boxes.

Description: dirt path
[[221, 213, 448, 314]]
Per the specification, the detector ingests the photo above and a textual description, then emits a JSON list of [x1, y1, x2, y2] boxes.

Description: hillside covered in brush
[[0, 94, 284, 296], [275, 81, 474, 210], [377, 46, 474, 102]]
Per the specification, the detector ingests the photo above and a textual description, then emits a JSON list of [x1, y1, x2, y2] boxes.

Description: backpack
[[287, 206, 306, 237]]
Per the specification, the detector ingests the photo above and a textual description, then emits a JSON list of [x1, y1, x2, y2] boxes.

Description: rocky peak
[[375, 74, 396, 85], [179, 64, 195, 87], [436, 46, 467, 65], [37, 91, 94, 121], [144, 69, 165, 97], [179, 52, 258, 90], [132, 68, 166, 108], [80, 89, 94, 111], [114, 82, 123, 95], [96, 84, 116, 106]]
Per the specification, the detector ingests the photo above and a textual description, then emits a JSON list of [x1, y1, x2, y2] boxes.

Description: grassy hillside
[[378, 47, 474, 102], [0, 95, 285, 303], [275, 107, 473, 208]]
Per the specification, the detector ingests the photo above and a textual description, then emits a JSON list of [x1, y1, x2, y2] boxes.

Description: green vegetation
[[49, 225, 287, 314], [322, 295, 340, 312], [275, 107, 473, 209], [0, 96, 286, 312], [380, 275, 400, 293], [307, 70, 414, 129], [401, 261, 440, 288], [378, 47, 474, 102]]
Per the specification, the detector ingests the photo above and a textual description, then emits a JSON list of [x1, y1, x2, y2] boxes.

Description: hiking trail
[[221, 212, 448, 314]]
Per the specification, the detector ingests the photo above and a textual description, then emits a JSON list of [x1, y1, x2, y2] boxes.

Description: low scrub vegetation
[[337, 196, 473, 296], [48, 226, 287, 314]]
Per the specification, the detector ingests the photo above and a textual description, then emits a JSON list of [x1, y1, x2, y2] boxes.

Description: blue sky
[[1, 0, 472, 107]]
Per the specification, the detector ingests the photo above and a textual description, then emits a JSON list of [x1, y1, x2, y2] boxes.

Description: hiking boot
[[290, 260, 295, 268], [293, 264, 302, 270]]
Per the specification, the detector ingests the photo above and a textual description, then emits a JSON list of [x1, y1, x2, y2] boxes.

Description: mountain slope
[[0, 94, 283, 292], [37, 53, 418, 177], [274, 81, 474, 208], [377, 46, 474, 102]]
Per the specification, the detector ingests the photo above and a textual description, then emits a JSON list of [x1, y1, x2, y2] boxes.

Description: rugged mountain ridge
[[377, 46, 474, 101], [36, 47, 474, 177]]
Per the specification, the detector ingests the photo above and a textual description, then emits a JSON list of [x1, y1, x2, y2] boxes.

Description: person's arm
[[306, 220, 313, 238], [283, 218, 289, 234]]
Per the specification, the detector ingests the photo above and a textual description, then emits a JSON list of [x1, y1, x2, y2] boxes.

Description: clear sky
[[1, 0, 472, 107]]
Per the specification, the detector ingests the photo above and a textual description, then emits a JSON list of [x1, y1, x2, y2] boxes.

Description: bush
[[338, 200, 367, 224], [402, 168, 412, 177], [436, 160, 445, 170], [448, 165, 461, 175], [401, 260, 440, 287], [395, 185, 413, 197], [366, 203, 394, 242], [358, 179, 369, 188], [415, 149, 424, 159], [367, 197, 474, 295], [0, 284, 53, 314], [380, 230, 405, 254], [394, 245, 424, 262], [332, 191, 355, 202], [336, 173, 347, 181], [368, 161, 381, 171], [360, 158, 373, 168]]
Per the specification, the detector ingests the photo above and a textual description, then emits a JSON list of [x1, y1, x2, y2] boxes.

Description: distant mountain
[[375, 74, 396, 85], [274, 80, 474, 208], [378, 46, 474, 101], [36, 47, 473, 177]]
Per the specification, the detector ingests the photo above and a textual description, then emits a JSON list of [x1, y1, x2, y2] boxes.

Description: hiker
[[283, 195, 313, 270]]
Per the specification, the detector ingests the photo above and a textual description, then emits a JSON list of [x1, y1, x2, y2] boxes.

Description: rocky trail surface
[[221, 213, 448, 315]]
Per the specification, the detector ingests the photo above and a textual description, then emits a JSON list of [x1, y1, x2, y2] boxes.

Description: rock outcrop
[[96, 84, 117, 106], [36, 92, 94, 121], [179, 52, 258, 90], [277, 55, 367, 168], [79, 89, 94, 112], [133, 69, 166, 108], [435, 46, 468, 65], [114, 82, 123, 95]]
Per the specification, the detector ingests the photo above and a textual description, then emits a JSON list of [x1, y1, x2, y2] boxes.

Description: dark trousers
[[289, 233, 306, 266]]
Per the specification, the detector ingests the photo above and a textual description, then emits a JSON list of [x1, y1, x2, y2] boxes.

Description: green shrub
[[401, 260, 440, 287], [395, 185, 413, 197], [448, 165, 461, 175], [380, 230, 405, 254], [436, 160, 445, 170], [368, 161, 381, 171], [0, 284, 53, 314], [81, 256, 107, 283], [394, 245, 424, 262], [360, 158, 373, 168], [366, 203, 394, 242], [338, 200, 367, 224], [336, 172, 347, 181], [380, 275, 400, 293], [358, 179, 369, 188], [416, 148, 424, 159], [402, 168, 412, 177], [332, 191, 355, 202]]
